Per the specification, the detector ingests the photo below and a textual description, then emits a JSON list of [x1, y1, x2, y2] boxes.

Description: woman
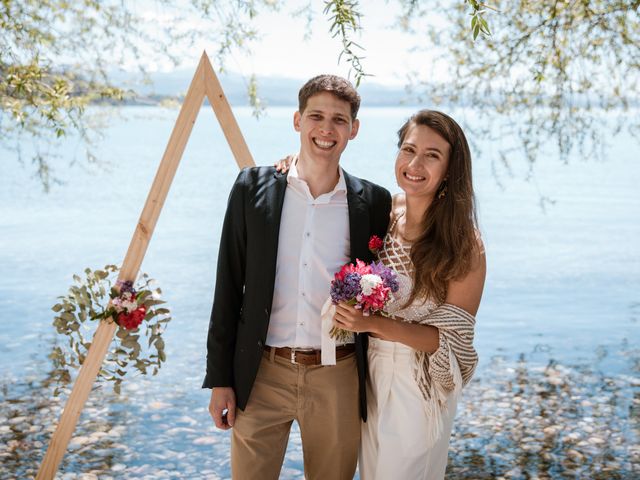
[[333, 110, 486, 480]]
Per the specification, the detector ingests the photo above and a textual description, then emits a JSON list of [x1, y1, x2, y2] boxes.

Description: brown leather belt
[[265, 344, 355, 365]]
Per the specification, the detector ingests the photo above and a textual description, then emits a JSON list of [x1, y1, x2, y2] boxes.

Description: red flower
[[117, 305, 146, 330], [368, 235, 383, 254]]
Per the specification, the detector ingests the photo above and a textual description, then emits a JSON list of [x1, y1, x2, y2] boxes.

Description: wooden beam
[[201, 54, 255, 169], [37, 51, 254, 479]]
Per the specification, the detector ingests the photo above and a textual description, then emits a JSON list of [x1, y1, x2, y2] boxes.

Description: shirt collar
[[287, 159, 347, 195]]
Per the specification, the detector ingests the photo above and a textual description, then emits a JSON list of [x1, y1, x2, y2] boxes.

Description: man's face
[[294, 92, 359, 168]]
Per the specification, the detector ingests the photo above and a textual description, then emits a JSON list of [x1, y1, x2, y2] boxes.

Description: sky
[[140, 1, 445, 86]]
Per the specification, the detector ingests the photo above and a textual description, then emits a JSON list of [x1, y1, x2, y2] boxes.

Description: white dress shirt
[[266, 161, 351, 348]]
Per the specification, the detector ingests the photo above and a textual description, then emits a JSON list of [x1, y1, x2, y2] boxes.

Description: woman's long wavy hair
[[398, 110, 479, 306]]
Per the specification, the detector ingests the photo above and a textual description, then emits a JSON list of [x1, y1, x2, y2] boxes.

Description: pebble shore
[[1, 347, 637, 479]]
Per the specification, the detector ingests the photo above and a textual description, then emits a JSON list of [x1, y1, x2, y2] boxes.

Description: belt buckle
[[290, 348, 313, 364]]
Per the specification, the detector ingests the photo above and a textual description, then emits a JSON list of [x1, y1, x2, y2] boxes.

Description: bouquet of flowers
[[107, 280, 148, 330], [329, 258, 399, 342], [51, 265, 171, 394]]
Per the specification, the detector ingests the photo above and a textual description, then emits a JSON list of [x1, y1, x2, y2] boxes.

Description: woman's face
[[395, 124, 450, 202]]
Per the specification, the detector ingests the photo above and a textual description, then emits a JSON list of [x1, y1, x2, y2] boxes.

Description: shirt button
[[299, 321, 304, 326], [301, 292, 306, 297], [305, 232, 310, 237]]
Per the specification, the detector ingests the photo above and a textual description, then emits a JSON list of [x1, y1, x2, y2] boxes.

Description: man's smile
[[312, 138, 337, 149]]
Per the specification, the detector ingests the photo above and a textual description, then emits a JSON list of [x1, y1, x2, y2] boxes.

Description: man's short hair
[[298, 75, 360, 120]]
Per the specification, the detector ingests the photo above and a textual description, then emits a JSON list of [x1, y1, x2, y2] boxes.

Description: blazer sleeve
[[202, 170, 248, 388]]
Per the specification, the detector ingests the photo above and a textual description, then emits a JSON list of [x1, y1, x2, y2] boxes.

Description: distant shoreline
[[91, 95, 418, 108]]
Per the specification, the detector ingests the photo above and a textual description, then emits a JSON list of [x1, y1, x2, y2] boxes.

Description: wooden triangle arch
[[37, 51, 255, 480]]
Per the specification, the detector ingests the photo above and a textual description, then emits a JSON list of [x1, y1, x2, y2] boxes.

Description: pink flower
[[353, 259, 371, 275], [359, 283, 391, 313], [334, 259, 371, 282]]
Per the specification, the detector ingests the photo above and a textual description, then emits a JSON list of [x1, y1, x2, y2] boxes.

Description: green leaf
[[63, 302, 76, 312], [95, 270, 108, 280], [143, 299, 165, 307], [473, 22, 480, 39], [121, 336, 138, 349], [154, 338, 165, 351], [137, 290, 152, 301]]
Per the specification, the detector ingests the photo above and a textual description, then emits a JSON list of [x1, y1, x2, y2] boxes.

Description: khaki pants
[[231, 349, 361, 480]]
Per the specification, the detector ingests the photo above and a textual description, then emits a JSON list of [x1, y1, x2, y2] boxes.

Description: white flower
[[360, 274, 382, 296], [122, 300, 138, 313]]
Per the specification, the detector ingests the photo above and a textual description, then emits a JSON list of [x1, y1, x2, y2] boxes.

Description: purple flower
[[117, 280, 136, 295], [330, 272, 362, 303], [369, 261, 399, 293]]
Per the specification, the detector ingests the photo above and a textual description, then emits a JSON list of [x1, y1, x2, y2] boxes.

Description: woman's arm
[[334, 244, 486, 353], [334, 305, 441, 353], [446, 238, 486, 317]]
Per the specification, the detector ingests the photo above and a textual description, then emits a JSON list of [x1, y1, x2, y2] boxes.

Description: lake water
[[0, 106, 638, 478]]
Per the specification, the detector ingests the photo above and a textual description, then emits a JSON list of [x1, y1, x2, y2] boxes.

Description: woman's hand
[[274, 154, 297, 173], [334, 302, 380, 334]]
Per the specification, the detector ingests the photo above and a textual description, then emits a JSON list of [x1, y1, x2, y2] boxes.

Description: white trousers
[[360, 337, 458, 480]]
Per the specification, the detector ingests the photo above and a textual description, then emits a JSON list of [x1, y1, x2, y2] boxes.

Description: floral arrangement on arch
[[50, 264, 171, 395]]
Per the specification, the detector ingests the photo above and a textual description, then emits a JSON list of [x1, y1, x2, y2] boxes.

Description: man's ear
[[349, 118, 360, 140], [293, 111, 302, 132]]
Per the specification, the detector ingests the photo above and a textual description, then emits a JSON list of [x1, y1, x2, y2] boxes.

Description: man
[[203, 75, 391, 479]]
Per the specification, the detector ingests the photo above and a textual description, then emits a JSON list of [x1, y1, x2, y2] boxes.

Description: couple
[[203, 74, 486, 480]]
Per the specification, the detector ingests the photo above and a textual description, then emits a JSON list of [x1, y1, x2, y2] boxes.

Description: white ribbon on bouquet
[[320, 298, 337, 365], [320, 297, 355, 365]]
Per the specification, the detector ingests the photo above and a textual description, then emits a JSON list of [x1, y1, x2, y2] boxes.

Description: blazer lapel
[[261, 169, 288, 262], [344, 170, 371, 263]]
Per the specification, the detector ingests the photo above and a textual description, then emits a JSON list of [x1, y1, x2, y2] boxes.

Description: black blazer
[[203, 166, 391, 420]]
